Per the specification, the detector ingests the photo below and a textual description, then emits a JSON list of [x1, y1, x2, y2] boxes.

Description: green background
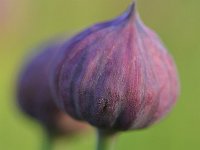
[[0, 0, 199, 149]]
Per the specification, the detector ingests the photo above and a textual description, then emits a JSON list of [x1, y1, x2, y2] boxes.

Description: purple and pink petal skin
[[17, 41, 88, 135], [50, 3, 180, 131]]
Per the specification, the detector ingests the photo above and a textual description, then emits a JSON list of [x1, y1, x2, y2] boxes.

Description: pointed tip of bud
[[127, 1, 136, 18], [116, 1, 136, 24]]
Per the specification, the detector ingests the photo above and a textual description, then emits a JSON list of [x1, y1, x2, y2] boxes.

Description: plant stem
[[96, 129, 116, 150], [42, 131, 54, 150]]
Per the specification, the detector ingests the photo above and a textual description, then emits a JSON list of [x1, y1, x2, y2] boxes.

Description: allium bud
[[50, 3, 180, 131], [17, 41, 88, 135]]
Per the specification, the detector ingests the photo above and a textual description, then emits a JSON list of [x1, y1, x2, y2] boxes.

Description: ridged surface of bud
[[50, 3, 180, 131]]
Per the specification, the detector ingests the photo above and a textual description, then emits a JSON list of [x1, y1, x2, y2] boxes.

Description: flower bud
[[17, 41, 88, 135], [50, 3, 180, 131]]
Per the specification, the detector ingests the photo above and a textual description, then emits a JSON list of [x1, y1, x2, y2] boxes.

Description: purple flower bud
[[50, 3, 180, 131], [17, 41, 88, 135]]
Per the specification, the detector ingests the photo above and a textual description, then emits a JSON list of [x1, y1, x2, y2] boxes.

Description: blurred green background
[[0, 0, 199, 149]]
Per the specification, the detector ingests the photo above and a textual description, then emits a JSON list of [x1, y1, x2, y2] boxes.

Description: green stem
[[96, 129, 116, 150], [42, 131, 54, 150]]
